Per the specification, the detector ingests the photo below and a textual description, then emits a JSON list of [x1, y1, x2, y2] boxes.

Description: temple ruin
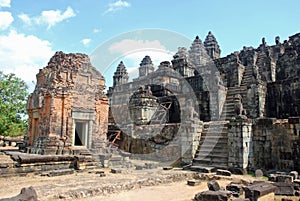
[[107, 32, 300, 173], [21, 31, 300, 175], [26, 51, 108, 155]]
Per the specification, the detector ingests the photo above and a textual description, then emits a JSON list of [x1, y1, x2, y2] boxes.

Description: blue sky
[[0, 0, 299, 90]]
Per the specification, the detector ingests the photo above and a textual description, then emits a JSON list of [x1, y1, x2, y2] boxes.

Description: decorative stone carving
[[233, 94, 247, 119]]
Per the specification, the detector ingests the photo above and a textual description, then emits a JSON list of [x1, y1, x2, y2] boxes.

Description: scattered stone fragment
[[194, 190, 232, 201], [293, 182, 300, 190], [47, 169, 74, 177], [294, 179, 300, 185], [187, 179, 201, 186], [111, 168, 122, 173], [226, 183, 243, 197], [190, 166, 215, 173], [273, 182, 295, 196], [276, 175, 293, 183], [99, 172, 106, 177], [255, 169, 263, 177], [0, 186, 37, 201], [217, 169, 231, 176], [135, 165, 144, 170], [289, 171, 298, 180], [95, 170, 105, 174], [163, 166, 173, 170], [244, 182, 276, 201], [207, 180, 221, 191], [269, 174, 277, 182], [95, 170, 106, 177]]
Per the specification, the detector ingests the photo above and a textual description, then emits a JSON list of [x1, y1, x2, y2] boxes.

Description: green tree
[[0, 71, 28, 136]]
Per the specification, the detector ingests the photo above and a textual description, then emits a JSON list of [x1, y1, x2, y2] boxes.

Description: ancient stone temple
[[27, 51, 108, 155], [107, 31, 300, 172]]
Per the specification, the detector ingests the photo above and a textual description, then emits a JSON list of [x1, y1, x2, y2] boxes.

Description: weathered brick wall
[[27, 51, 108, 155], [252, 118, 300, 172]]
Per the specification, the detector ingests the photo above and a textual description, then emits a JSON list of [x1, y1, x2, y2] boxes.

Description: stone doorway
[[74, 121, 88, 146]]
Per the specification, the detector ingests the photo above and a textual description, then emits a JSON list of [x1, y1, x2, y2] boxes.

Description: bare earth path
[[0, 168, 211, 201], [79, 181, 205, 201]]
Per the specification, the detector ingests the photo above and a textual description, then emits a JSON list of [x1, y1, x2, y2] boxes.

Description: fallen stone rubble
[[0, 187, 38, 201]]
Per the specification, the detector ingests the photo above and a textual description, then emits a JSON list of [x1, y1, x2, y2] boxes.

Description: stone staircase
[[192, 121, 229, 169], [241, 65, 254, 87], [220, 65, 254, 121], [220, 86, 241, 120]]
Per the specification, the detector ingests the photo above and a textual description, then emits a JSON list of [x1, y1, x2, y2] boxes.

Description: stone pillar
[[180, 120, 203, 164], [228, 119, 252, 173]]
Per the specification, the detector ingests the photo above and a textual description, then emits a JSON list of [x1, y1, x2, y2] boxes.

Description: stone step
[[195, 152, 228, 159], [193, 158, 228, 165], [192, 161, 228, 168], [196, 148, 228, 155], [242, 76, 252, 80], [199, 132, 227, 138], [198, 141, 228, 147], [203, 124, 229, 129], [199, 136, 228, 143], [197, 144, 228, 151], [200, 130, 228, 135]]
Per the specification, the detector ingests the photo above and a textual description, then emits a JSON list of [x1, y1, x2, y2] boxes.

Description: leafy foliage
[[0, 71, 28, 136]]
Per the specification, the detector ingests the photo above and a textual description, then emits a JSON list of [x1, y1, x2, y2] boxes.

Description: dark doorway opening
[[74, 121, 87, 146]]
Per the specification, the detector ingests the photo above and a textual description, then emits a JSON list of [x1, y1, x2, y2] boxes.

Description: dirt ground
[[0, 147, 273, 201], [76, 179, 235, 201], [0, 167, 236, 201]]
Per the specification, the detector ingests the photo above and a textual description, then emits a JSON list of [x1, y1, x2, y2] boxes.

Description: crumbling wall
[[266, 33, 300, 118], [118, 124, 180, 161], [252, 118, 300, 172], [27, 51, 108, 155]]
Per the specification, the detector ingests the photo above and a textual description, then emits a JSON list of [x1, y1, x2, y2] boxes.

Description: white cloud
[[18, 7, 76, 29], [0, 11, 13, 30], [109, 39, 168, 54], [108, 39, 174, 80], [103, 0, 130, 14], [18, 13, 32, 25], [93, 28, 101, 33], [38, 6, 76, 29], [0, 0, 10, 8], [0, 30, 53, 91], [81, 38, 91, 46]]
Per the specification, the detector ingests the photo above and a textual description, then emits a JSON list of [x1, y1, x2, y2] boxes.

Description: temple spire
[[113, 61, 129, 87], [139, 55, 154, 77], [204, 31, 221, 59]]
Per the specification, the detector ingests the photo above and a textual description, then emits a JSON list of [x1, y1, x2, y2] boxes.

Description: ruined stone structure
[[24, 31, 300, 174], [108, 31, 300, 172], [27, 51, 108, 155]]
